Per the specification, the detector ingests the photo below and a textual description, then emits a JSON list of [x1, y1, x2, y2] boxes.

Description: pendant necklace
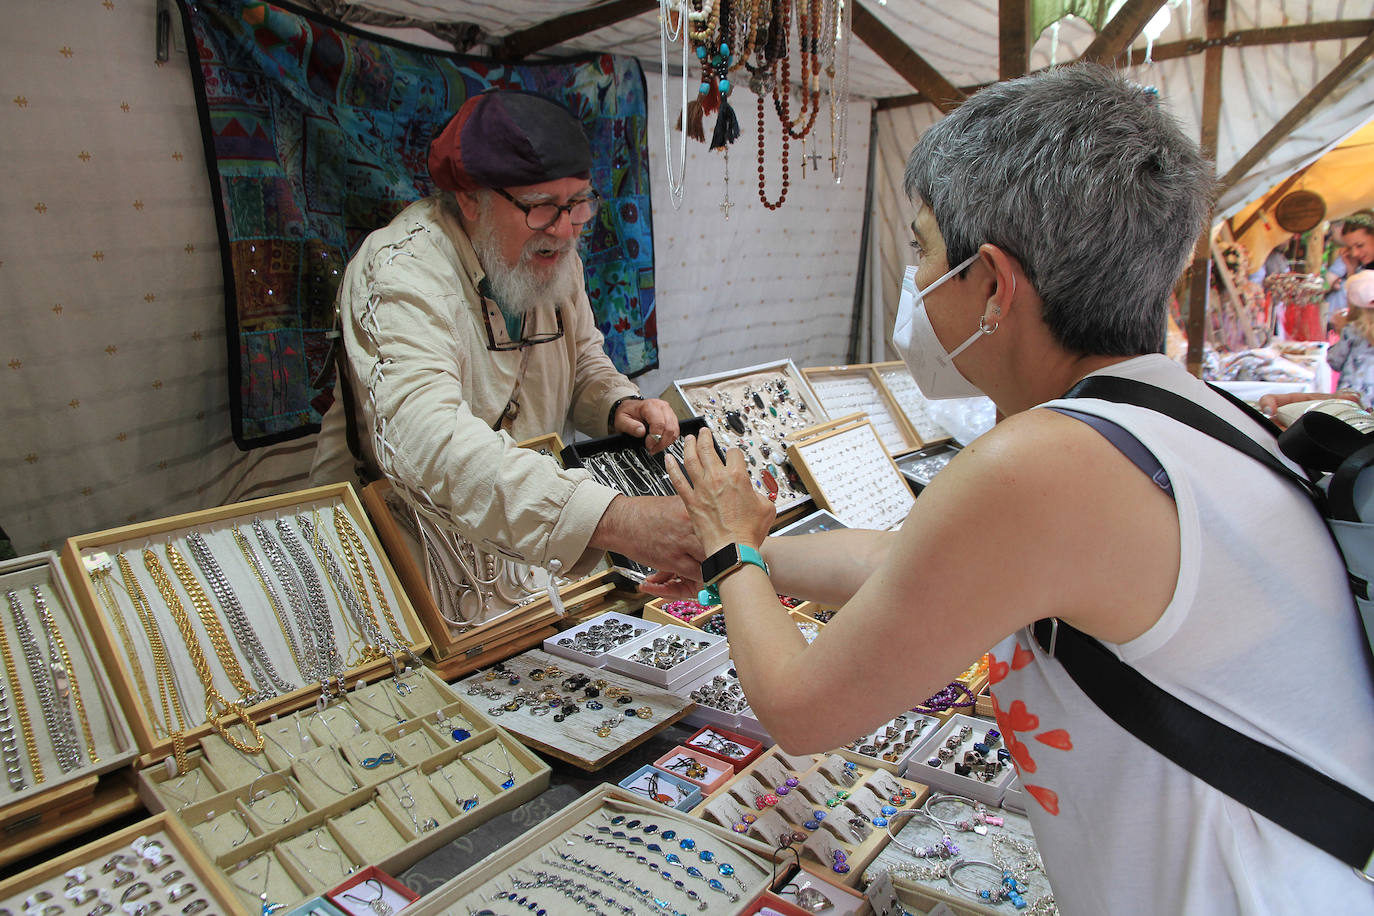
[[231, 854, 285, 916], [467, 740, 517, 790], [435, 709, 473, 742], [342, 878, 394, 916]]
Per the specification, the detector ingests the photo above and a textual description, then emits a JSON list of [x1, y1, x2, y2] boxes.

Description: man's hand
[[613, 397, 680, 454], [590, 494, 703, 581]]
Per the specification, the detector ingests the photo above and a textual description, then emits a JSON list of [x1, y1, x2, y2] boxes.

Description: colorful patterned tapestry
[[181, 0, 656, 448]]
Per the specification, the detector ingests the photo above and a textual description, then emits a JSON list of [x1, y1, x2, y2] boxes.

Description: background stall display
[[872, 362, 954, 447], [803, 365, 922, 455], [788, 421, 915, 531]]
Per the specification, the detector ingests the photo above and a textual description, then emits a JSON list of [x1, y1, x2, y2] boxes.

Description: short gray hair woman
[[652, 64, 1373, 914]]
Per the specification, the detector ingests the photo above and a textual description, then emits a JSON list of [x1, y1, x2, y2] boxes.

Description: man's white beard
[[470, 220, 580, 316]]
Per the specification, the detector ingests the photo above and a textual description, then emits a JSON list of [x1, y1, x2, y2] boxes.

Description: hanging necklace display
[[143, 548, 265, 756], [776, 0, 820, 141], [660, 0, 689, 208], [5, 588, 82, 773], [825, 0, 852, 182], [753, 4, 792, 209], [170, 538, 287, 704], [268, 518, 346, 683], [116, 553, 192, 769], [467, 740, 517, 790], [31, 584, 100, 764]]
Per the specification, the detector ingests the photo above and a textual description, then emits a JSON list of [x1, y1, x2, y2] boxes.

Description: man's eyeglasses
[[483, 303, 566, 351], [492, 187, 600, 231]]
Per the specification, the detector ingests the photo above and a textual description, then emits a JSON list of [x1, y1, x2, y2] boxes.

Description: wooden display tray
[[0, 813, 241, 914], [61, 483, 430, 767], [870, 361, 955, 449], [454, 648, 695, 771], [691, 745, 931, 887], [787, 416, 914, 532], [0, 552, 140, 845], [405, 784, 783, 916], [802, 364, 923, 456], [0, 770, 142, 872]]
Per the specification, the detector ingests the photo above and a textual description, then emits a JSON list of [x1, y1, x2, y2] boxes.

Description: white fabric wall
[[0, 0, 870, 553]]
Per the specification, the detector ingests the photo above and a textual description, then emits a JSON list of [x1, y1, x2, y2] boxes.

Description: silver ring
[[651, 433, 663, 441]]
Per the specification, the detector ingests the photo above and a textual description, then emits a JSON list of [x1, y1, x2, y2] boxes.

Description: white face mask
[[891, 253, 988, 400]]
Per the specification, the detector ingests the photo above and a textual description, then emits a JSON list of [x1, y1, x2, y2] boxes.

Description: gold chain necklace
[[165, 543, 260, 706], [118, 553, 192, 769], [332, 507, 406, 647], [142, 549, 264, 756], [31, 585, 99, 763], [90, 567, 158, 737]]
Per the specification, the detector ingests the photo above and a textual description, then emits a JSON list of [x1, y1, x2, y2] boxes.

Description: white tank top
[[989, 354, 1374, 915]]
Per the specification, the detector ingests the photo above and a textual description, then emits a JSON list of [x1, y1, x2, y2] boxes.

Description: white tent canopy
[[2, 0, 1372, 550]]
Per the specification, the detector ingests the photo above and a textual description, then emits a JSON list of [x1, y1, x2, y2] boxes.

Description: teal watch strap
[[698, 544, 769, 605]]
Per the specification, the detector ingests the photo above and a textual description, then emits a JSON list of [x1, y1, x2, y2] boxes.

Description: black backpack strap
[[1031, 618, 1374, 874], [1050, 373, 1374, 878]]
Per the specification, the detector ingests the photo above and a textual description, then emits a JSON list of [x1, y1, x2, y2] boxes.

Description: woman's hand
[[665, 429, 776, 555]]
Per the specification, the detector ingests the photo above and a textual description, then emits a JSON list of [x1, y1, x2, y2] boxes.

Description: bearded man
[[311, 90, 699, 581]]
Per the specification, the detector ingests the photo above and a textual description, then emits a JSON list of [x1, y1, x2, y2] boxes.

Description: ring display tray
[[802, 364, 922, 456], [663, 359, 830, 513], [896, 442, 963, 492], [404, 785, 781, 916], [453, 648, 695, 771], [0, 813, 240, 916], [870, 361, 955, 448], [788, 418, 915, 531], [138, 666, 548, 915], [691, 744, 931, 887], [62, 483, 430, 767]]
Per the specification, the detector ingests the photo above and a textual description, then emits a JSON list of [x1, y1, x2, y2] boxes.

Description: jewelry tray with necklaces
[[402, 786, 778, 916], [139, 665, 549, 915], [664, 359, 832, 513], [358, 431, 614, 664], [559, 416, 716, 583], [62, 483, 429, 768], [692, 744, 931, 887], [0, 551, 138, 828]]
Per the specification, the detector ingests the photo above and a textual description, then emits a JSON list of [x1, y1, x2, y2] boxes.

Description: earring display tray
[[0, 813, 240, 916], [802, 365, 922, 456], [139, 666, 548, 915], [62, 483, 430, 767], [870, 361, 955, 448], [453, 648, 695, 772], [862, 793, 1053, 915], [664, 359, 831, 513], [787, 419, 915, 531], [0, 552, 138, 833], [692, 745, 931, 887], [402, 785, 780, 916]]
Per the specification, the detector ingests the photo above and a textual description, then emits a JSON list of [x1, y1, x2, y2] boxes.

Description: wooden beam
[[852, 3, 967, 113], [1125, 18, 1374, 66], [500, 0, 655, 60], [874, 20, 1372, 111], [999, 0, 1031, 80], [1231, 167, 1310, 240], [1078, 0, 1168, 66], [1217, 29, 1374, 194], [1186, 0, 1227, 377]]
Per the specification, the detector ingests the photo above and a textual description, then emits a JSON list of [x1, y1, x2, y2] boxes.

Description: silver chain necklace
[[5, 590, 81, 772]]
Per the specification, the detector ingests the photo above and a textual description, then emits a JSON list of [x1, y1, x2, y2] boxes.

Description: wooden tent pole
[[1078, 0, 1168, 66], [1217, 29, 1374, 195], [999, 0, 1031, 80], [852, 4, 967, 113], [1185, 0, 1227, 377]]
